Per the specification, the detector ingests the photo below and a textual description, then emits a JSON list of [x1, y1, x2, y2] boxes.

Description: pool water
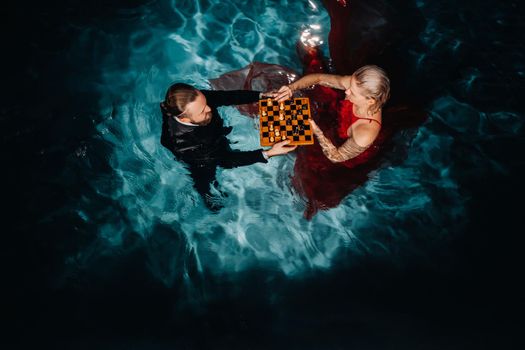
[[68, 0, 471, 283], [4, 0, 524, 347]]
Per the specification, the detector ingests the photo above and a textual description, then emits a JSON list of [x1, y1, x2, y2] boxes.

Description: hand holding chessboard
[[259, 97, 314, 146]]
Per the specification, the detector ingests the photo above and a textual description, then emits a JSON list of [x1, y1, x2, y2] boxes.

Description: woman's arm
[[310, 120, 369, 163], [275, 74, 348, 102], [290, 73, 348, 91]]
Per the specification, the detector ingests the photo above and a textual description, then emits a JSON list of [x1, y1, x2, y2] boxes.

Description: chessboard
[[259, 97, 314, 146]]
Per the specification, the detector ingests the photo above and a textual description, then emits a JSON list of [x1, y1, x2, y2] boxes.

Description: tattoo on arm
[[314, 127, 368, 163]]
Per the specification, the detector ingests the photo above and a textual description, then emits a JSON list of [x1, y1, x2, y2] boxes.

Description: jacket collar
[[175, 116, 198, 127]]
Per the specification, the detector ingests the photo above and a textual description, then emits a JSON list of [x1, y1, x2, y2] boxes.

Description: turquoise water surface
[[64, 0, 474, 286], [5, 0, 525, 347]]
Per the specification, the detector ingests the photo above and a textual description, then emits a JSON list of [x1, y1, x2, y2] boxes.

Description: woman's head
[[160, 83, 212, 125], [345, 65, 390, 114]]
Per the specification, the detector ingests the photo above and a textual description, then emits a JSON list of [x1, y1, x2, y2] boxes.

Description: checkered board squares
[[259, 97, 314, 146]]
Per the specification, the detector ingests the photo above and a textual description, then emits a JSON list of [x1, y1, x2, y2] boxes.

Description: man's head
[[161, 83, 212, 125]]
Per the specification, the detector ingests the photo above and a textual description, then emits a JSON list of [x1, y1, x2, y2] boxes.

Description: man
[[160, 83, 296, 210]]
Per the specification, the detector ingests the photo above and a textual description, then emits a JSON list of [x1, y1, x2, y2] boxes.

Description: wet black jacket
[[161, 90, 266, 169]]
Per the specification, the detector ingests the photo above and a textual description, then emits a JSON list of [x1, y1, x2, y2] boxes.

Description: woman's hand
[[308, 119, 320, 135], [275, 85, 293, 103], [261, 91, 278, 99], [265, 140, 297, 157]]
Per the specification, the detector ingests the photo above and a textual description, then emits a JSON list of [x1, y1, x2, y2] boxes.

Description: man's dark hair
[[160, 83, 199, 118]]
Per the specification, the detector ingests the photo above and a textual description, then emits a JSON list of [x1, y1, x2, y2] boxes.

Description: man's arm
[[202, 90, 261, 107], [218, 149, 268, 169], [219, 140, 297, 168]]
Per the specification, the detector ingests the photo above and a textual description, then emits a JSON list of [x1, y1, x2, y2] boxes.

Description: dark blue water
[[2, 0, 524, 348]]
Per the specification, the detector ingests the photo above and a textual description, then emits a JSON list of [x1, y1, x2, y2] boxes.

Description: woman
[[274, 65, 390, 165], [209, 54, 423, 219]]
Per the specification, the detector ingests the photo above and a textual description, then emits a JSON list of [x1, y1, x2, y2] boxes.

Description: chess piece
[[259, 96, 313, 146]]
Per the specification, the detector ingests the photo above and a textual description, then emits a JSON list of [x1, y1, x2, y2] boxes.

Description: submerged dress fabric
[[209, 1, 427, 219], [210, 56, 426, 219], [292, 86, 388, 219]]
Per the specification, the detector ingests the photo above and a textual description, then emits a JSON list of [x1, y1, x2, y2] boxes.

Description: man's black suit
[[160, 90, 267, 209]]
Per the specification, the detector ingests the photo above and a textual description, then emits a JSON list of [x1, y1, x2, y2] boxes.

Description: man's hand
[[265, 140, 297, 157], [275, 85, 293, 103], [260, 91, 278, 99]]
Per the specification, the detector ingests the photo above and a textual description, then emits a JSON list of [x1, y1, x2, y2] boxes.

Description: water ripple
[[61, 0, 521, 287]]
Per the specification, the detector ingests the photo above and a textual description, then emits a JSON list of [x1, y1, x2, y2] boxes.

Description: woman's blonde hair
[[353, 65, 390, 114]]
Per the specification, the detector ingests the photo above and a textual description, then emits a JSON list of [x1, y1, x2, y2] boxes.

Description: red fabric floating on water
[[209, 1, 427, 219], [209, 62, 298, 117]]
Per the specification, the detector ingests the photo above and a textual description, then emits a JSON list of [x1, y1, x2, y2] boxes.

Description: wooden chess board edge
[[258, 97, 315, 147]]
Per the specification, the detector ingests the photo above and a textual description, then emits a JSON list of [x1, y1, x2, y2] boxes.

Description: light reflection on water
[[66, 0, 512, 285]]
